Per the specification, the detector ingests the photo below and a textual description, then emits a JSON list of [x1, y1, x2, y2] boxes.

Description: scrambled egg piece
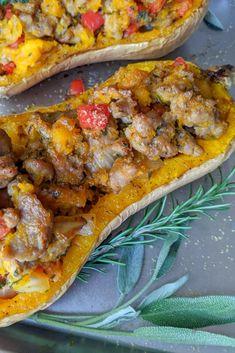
[[0, 15, 23, 47], [104, 11, 130, 39], [41, 0, 65, 17], [0, 39, 57, 75]]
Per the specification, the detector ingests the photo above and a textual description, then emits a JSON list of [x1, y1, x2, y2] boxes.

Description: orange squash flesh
[[0, 0, 207, 94], [0, 60, 234, 325]]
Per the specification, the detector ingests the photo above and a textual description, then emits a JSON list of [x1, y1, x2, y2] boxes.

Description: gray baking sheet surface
[[0, 1, 235, 352]]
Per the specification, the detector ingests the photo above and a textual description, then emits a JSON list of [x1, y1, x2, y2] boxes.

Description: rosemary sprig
[[80, 167, 235, 279]]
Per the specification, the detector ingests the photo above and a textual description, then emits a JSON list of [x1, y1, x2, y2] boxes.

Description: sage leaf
[[117, 242, 144, 297], [154, 234, 180, 279], [141, 296, 235, 328], [87, 306, 138, 329], [157, 235, 181, 278], [134, 326, 235, 347], [138, 274, 188, 309], [204, 10, 224, 30]]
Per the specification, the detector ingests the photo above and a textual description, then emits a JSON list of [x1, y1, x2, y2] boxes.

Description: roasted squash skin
[[0, 0, 208, 96], [0, 60, 234, 326]]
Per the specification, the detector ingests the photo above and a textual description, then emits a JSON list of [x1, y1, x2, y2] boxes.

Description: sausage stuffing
[[0, 60, 229, 295]]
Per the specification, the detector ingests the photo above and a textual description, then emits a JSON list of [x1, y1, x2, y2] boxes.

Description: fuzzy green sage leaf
[[141, 296, 235, 328], [117, 241, 144, 299], [138, 274, 188, 309], [154, 234, 179, 278], [157, 235, 181, 278], [134, 326, 235, 347]]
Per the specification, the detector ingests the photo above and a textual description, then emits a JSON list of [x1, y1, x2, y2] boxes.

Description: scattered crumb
[[211, 235, 223, 242]]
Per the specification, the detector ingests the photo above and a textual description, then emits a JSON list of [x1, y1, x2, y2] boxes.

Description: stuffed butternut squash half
[[0, 0, 208, 97], [0, 60, 234, 326]]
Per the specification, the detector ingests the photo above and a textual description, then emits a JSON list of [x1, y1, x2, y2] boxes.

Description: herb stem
[[33, 315, 127, 337], [74, 236, 171, 327]]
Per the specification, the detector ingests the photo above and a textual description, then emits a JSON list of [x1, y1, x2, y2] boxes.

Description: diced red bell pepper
[[0, 215, 10, 240], [81, 11, 104, 32], [177, 0, 193, 17], [77, 104, 111, 129], [148, 0, 166, 14], [173, 57, 187, 67], [9, 34, 25, 49], [137, 3, 146, 12], [70, 79, 85, 95], [3, 61, 16, 75], [5, 4, 13, 20], [124, 23, 139, 37]]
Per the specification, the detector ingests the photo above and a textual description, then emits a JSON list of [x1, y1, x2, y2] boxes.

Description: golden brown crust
[[0, 0, 208, 98]]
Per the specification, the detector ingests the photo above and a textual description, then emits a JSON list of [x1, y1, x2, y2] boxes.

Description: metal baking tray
[[0, 1, 234, 352]]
